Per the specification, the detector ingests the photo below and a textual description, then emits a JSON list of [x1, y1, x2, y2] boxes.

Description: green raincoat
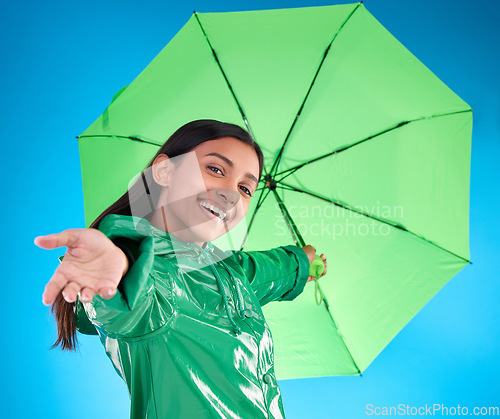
[[71, 214, 311, 418]]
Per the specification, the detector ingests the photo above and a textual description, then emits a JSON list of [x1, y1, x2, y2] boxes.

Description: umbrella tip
[[193, 10, 197, 14]]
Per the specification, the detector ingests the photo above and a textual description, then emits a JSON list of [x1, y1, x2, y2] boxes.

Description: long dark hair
[[52, 119, 264, 350]]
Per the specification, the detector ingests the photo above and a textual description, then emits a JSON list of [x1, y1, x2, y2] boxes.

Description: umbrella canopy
[[77, 2, 472, 378]]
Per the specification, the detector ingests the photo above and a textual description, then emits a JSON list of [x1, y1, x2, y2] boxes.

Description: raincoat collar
[[75, 214, 246, 336]]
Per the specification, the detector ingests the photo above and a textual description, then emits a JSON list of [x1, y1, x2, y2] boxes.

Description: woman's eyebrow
[[245, 173, 258, 185], [206, 152, 233, 167], [205, 152, 258, 185]]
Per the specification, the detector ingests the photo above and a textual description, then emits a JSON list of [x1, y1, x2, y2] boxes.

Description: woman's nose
[[214, 188, 239, 207]]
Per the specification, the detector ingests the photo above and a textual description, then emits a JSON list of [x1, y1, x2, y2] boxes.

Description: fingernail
[[107, 289, 116, 296]]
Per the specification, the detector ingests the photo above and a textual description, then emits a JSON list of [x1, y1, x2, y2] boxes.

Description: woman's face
[[150, 137, 260, 245]]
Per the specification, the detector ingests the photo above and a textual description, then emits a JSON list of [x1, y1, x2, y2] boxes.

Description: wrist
[[301, 245, 316, 264]]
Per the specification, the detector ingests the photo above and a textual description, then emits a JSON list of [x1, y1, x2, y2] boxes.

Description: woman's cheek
[[232, 201, 249, 225], [241, 198, 251, 216], [200, 172, 216, 190]]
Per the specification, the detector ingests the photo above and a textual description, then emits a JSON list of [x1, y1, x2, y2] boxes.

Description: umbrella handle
[[310, 255, 325, 306], [309, 254, 325, 278]]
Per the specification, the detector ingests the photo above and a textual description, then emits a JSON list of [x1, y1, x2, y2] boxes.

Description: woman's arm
[[230, 244, 327, 307], [231, 245, 310, 306], [37, 214, 171, 338]]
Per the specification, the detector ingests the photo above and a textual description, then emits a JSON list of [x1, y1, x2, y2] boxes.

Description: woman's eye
[[207, 166, 223, 175], [240, 185, 252, 196]]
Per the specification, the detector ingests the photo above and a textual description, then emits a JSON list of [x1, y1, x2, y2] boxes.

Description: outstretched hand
[[35, 228, 129, 306], [301, 245, 327, 283]]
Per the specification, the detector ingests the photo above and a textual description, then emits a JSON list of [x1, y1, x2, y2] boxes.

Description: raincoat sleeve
[[69, 215, 174, 338], [233, 244, 310, 307]]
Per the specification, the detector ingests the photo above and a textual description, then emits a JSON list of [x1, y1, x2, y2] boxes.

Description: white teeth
[[199, 200, 227, 221]]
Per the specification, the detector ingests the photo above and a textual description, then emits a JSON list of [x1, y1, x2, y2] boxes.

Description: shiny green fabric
[[74, 214, 310, 418]]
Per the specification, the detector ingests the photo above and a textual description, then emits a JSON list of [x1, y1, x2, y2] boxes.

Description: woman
[[36, 119, 327, 418]]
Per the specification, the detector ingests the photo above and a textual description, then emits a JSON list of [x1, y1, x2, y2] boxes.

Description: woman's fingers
[[61, 282, 81, 304], [42, 259, 83, 305], [79, 287, 96, 303], [320, 253, 327, 277], [79, 285, 117, 301], [44, 276, 117, 305], [82, 279, 118, 300], [42, 266, 70, 306], [98, 286, 117, 299], [34, 229, 81, 250]]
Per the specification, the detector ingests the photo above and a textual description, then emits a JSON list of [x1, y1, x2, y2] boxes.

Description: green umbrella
[[77, 2, 472, 378]]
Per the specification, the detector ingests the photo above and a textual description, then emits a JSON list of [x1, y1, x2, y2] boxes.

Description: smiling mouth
[[198, 200, 229, 222]]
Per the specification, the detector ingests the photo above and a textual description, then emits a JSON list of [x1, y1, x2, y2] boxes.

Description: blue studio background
[[1, 0, 498, 417]]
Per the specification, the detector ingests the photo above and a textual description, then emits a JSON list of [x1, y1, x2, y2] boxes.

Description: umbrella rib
[[274, 108, 473, 183], [78, 134, 161, 147], [279, 181, 472, 265], [269, 2, 362, 177], [275, 120, 410, 183], [313, 284, 362, 375], [239, 186, 271, 250], [269, 186, 306, 247], [275, 184, 297, 192], [193, 12, 259, 149]]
